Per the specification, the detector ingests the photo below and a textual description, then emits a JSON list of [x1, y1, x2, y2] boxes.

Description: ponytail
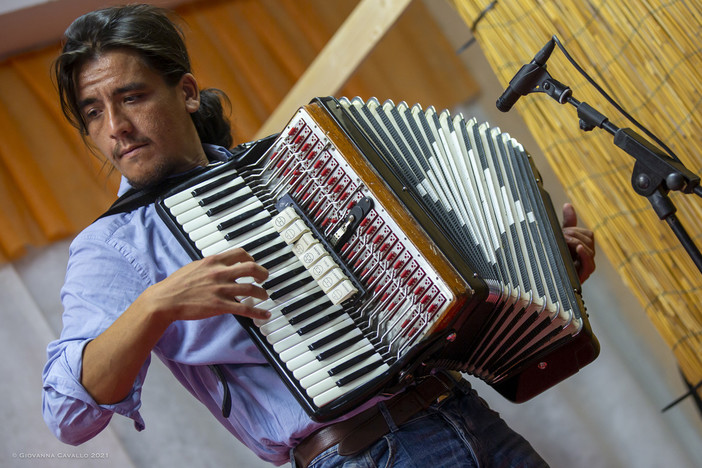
[[192, 88, 233, 148]]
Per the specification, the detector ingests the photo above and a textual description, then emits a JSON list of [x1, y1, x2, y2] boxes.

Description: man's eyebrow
[[114, 82, 148, 95], [77, 82, 148, 111], [78, 97, 96, 111]]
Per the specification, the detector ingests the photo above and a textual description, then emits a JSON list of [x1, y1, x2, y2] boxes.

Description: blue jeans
[[293, 376, 548, 468]]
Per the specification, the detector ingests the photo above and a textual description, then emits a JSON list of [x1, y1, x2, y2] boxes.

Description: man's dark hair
[[54, 4, 233, 148]]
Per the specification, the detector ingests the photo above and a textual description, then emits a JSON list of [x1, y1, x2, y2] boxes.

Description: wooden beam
[[255, 0, 414, 138]]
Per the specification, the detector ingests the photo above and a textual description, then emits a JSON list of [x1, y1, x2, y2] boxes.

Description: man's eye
[[85, 108, 100, 119], [124, 94, 141, 103]]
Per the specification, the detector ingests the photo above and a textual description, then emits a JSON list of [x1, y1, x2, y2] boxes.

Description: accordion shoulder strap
[[98, 187, 156, 220], [96, 167, 210, 220]]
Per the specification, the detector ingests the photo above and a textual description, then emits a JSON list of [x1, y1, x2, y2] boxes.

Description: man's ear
[[181, 73, 200, 114]]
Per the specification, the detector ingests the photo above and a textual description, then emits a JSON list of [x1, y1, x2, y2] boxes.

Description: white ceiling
[[0, 0, 190, 60], [0, 0, 47, 15]]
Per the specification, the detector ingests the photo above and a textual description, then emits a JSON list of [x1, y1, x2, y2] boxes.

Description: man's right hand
[[140, 248, 270, 324], [80, 248, 269, 405]]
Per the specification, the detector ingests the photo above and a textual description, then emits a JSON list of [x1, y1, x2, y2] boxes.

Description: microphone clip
[[496, 38, 572, 112], [539, 76, 573, 105], [512, 60, 572, 103]]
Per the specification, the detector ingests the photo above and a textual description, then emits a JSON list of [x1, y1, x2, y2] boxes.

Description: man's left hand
[[562, 203, 596, 283]]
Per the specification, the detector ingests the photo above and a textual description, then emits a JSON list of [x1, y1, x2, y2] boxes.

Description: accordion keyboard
[[160, 166, 391, 407]]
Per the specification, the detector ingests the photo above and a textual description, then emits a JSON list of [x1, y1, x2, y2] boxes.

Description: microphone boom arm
[[537, 77, 702, 273]]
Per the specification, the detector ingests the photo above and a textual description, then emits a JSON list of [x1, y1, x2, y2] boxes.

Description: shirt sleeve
[[42, 225, 153, 445]]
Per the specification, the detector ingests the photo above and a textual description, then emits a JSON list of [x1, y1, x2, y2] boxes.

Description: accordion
[[156, 96, 599, 421]]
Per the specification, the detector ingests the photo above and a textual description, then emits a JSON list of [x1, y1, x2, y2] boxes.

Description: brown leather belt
[[293, 374, 455, 468]]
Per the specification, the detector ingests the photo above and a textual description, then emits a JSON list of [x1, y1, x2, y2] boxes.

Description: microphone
[[496, 38, 556, 112]]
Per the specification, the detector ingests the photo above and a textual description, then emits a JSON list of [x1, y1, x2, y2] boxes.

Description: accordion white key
[[156, 96, 599, 421]]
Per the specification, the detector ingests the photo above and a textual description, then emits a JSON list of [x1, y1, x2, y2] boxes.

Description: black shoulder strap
[[98, 188, 157, 220], [96, 168, 208, 220]]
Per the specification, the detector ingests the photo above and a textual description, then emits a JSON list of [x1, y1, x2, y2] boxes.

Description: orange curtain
[[0, 46, 120, 262], [0, 0, 478, 262]]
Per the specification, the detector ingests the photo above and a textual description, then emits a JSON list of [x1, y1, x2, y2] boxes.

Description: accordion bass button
[[272, 206, 299, 230], [328, 280, 357, 305]]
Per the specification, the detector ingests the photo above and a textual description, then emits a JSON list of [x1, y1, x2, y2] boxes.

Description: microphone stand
[[521, 68, 702, 274], [523, 68, 702, 412]]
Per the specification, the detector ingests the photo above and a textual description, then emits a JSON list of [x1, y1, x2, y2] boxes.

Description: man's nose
[[107, 107, 133, 137]]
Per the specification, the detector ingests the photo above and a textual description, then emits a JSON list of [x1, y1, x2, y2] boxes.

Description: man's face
[[76, 49, 207, 188]]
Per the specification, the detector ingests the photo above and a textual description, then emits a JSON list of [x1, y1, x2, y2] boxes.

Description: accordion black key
[[156, 96, 599, 421]]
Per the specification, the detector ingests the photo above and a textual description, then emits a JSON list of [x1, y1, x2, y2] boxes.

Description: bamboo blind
[[452, 0, 702, 391]]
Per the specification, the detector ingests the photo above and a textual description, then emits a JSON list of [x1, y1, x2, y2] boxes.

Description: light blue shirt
[[42, 145, 341, 465]]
